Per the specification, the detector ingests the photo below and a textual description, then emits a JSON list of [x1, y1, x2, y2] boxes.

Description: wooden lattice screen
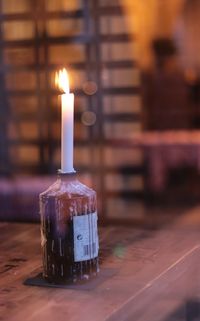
[[0, 0, 144, 223]]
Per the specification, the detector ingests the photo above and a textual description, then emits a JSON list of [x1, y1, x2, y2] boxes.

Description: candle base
[[57, 169, 76, 175], [39, 171, 99, 284]]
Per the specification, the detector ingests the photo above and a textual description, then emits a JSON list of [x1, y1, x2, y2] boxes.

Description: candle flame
[[55, 68, 70, 94]]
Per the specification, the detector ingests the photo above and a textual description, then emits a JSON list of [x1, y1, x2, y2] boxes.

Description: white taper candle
[[61, 92, 75, 173], [56, 68, 75, 173]]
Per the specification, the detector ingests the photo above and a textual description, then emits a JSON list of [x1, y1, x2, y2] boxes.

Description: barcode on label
[[73, 212, 99, 262], [83, 243, 96, 257]]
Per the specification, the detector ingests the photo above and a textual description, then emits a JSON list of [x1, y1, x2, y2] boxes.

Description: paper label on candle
[[73, 212, 99, 262]]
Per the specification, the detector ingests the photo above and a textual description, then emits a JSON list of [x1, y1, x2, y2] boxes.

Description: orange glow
[[55, 68, 70, 94]]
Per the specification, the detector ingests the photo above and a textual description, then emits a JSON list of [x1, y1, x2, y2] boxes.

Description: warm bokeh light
[[55, 68, 70, 94], [81, 111, 97, 126], [82, 81, 97, 95]]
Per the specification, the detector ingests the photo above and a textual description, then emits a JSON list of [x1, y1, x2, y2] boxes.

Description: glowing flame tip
[[55, 68, 69, 94]]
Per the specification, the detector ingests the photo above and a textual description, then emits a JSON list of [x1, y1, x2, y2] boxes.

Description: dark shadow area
[[145, 167, 200, 206], [163, 299, 200, 321]]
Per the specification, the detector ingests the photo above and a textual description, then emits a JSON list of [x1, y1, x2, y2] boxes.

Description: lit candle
[[55, 68, 75, 173]]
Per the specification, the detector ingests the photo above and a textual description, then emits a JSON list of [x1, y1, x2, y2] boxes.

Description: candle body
[[39, 173, 99, 284], [61, 93, 74, 173]]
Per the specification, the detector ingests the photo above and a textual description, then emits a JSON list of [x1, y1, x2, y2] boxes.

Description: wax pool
[[39, 172, 99, 284]]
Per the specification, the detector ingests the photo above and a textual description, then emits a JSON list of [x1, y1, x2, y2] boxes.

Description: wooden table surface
[[1, 207, 200, 321]]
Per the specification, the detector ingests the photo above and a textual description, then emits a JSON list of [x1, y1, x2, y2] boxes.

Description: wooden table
[[1, 208, 200, 321]]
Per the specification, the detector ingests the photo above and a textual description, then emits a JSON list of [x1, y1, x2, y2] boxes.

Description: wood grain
[[1, 208, 200, 321]]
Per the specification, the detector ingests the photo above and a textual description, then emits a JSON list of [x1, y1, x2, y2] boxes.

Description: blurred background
[[1, 0, 200, 225]]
